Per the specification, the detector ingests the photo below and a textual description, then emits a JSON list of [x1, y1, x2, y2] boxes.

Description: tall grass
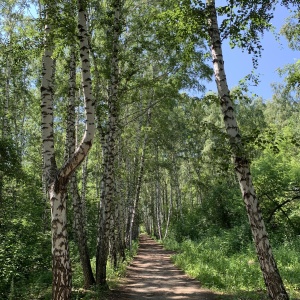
[[163, 228, 300, 299]]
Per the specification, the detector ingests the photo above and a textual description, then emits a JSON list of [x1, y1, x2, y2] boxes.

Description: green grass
[[163, 229, 300, 299]]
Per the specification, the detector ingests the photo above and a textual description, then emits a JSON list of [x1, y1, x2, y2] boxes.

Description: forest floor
[[107, 234, 220, 300]]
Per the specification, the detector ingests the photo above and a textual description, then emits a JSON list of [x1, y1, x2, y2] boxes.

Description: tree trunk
[[171, 154, 182, 221], [110, 175, 126, 269], [95, 128, 109, 286], [128, 106, 151, 249], [50, 184, 71, 300], [155, 146, 162, 240], [206, 1, 289, 299], [41, 1, 95, 298], [163, 180, 172, 240], [81, 156, 89, 227], [96, 0, 122, 286], [66, 49, 95, 288], [70, 173, 95, 287]]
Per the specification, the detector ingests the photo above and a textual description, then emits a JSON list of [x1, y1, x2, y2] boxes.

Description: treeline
[[157, 89, 300, 299], [0, 0, 300, 299]]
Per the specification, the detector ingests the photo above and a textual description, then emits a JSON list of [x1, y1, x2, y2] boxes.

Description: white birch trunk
[[59, 0, 95, 181], [66, 48, 95, 288], [41, 20, 56, 185], [49, 187, 71, 300], [128, 106, 151, 248], [41, 1, 95, 298], [81, 156, 89, 227], [163, 181, 172, 240], [206, 1, 289, 299], [40, 12, 72, 299], [155, 145, 162, 240], [96, 0, 122, 286], [96, 129, 109, 286]]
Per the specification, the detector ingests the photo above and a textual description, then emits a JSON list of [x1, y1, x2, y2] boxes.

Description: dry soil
[[108, 234, 217, 300]]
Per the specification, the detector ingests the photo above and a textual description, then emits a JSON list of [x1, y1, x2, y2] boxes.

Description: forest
[[0, 0, 300, 299]]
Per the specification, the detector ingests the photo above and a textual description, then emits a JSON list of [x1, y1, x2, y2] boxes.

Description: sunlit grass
[[163, 229, 300, 299]]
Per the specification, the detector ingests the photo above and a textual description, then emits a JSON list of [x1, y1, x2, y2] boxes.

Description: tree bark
[[66, 49, 95, 288], [163, 180, 172, 240], [128, 106, 151, 249], [96, 0, 122, 286], [206, 1, 289, 299], [41, 1, 95, 298], [155, 145, 162, 240], [49, 184, 71, 300], [96, 128, 109, 286]]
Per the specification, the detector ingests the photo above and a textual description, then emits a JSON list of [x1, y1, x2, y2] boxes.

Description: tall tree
[[127, 104, 151, 248], [206, 1, 289, 299], [41, 0, 95, 298], [65, 48, 95, 288], [96, 0, 123, 286]]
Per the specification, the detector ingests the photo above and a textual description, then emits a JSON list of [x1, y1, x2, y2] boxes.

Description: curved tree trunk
[[41, 1, 95, 298], [66, 49, 95, 288], [206, 1, 289, 299]]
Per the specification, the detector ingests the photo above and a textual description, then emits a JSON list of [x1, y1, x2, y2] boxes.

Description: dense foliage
[[0, 0, 300, 299]]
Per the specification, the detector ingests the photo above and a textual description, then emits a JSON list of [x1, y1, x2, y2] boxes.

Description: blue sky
[[203, 3, 299, 100]]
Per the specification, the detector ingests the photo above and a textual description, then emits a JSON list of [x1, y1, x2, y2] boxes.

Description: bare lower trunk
[[206, 1, 289, 299], [155, 148, 162, 240], [110, 178, 125, 269], [95, 128, 109, 286], [50, 183, 71, 299], [70, 173, 95, 287], [96, 166, 110, 287]]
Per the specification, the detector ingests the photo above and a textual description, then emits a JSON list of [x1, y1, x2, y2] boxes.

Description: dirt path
[[109, 234, 217, 300]]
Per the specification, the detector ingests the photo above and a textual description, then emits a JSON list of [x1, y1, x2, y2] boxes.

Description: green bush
[[0, 219, 51, 299]]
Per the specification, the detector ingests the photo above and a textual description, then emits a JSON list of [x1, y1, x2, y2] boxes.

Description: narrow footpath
[[110, 234, 217, 300]]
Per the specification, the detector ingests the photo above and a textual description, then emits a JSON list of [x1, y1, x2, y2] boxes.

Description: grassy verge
[[162, 229, 300, 299]]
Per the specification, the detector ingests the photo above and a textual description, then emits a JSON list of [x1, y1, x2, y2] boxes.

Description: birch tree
[[41, 0, 95, 298], [96, 0, 123, 286], [127, 104, 151, 248], [206, 1, 289, 299], [65, 48, 95, 288]]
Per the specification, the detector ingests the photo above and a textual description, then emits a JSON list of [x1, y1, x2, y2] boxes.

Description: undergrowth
[[162, 228, 300, 300], [9, 241, 139, 300], [72, 240, 139, 299]]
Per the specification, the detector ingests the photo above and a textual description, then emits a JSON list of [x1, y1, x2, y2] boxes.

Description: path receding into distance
[[109, 234, 218, 300]]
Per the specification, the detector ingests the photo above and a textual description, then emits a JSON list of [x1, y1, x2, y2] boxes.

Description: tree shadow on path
[[109, 234, 228, 300]]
